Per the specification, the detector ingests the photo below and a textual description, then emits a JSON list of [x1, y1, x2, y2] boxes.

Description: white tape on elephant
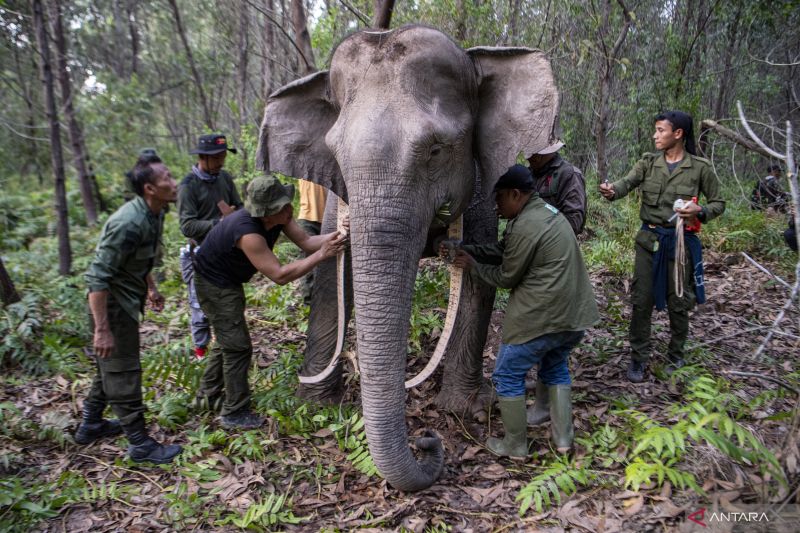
[[298, 197, 349, 384], [405, 216, 464, 389]]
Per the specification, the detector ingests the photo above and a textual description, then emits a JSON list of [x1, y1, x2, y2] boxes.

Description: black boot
[[74, 404, 122, 445], [124, 420, 182, 464]]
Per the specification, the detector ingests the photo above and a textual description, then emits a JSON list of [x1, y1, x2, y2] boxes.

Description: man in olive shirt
[[77, 154, 182, 464], [600, 111, 725, 382], [178, 133, 243, 359], [447, 165, 599, 458]]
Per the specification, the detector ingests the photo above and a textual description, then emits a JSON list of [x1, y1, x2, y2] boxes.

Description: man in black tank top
[[193, 176, 348, 429]]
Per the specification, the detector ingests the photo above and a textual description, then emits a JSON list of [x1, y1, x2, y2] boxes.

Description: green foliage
[[517, 457, 593, 515], [0, 477, 60, 532], [0, 294, 43, 371], [225, 430, 277, 462], [328, 411, 379, 477], [217, 490, 305, 529]]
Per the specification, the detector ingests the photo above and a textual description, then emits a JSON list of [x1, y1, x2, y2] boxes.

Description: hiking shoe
[[627, 360, 647, 383], [665, 356, 686, 375], [74, 419, 123, 445], [128, 437, 182, 464], [220, 409, 264, 430]]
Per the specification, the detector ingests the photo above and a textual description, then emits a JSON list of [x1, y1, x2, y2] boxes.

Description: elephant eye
[[429, 144, 444, 159]]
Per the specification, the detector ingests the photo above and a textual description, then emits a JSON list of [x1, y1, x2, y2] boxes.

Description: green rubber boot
[[486, 395, 528, 459], [526, 380, 550, 425], [549, 385, 573, 453]]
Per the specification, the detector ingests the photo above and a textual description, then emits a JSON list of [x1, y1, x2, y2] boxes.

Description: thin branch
[[740, 252, 792, 290], [722, 371, 800, 396], [244, 0, 314, 72], [736, 101, 785, 160], [338, 0, 370, 25], [753, 280, 800, 360]]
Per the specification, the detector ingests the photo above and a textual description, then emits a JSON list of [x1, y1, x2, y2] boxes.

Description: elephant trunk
[[348, 182, 444, 491]]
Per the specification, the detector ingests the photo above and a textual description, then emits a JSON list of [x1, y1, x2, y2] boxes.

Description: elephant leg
[[435, 191, 497, 420], [297, 194, 354, 404]]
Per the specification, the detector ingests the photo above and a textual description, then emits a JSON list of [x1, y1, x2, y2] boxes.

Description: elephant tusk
[[298, 197, 350, 384], [405, 215, 464, 389]]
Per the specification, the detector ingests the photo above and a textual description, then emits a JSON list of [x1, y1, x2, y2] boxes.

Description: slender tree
[[291, 0, 316, 75], [48, 0, 98, 225], [31, 0, 71, 275], [372, 0, 396, 29], [167, 0, 215, 130]]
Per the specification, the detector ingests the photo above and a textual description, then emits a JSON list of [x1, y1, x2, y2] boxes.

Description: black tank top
[[195, 209, 283, 288]]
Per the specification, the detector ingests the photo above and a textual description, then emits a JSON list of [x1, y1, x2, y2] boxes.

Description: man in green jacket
[[178, 133, 243, 359], [446, 165, 599, 458], [600, 111, 725, 382], [77, 153, 182, 464]]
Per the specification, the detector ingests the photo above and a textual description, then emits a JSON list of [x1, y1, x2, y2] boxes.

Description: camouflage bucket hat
[[246, 175, 295, 217]]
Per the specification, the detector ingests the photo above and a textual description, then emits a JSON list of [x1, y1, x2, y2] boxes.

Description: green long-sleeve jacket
[[610, 152, 725, 226], [463, 195, 600, 345], [177, 169, 243, 243], [85, 196, 162, 321]]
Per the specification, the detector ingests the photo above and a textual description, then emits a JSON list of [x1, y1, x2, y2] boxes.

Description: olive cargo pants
[[84, 298, 145, 427], [629, 229, 696, 363], [194, 273, 253, 416]]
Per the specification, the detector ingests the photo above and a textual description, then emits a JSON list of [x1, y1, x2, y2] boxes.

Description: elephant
[[257, 24, 559, 491]]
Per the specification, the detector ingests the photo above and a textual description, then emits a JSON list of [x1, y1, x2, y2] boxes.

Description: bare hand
[[340, 214, 350, 234], [438, 239, 461, 261], [451, 249, 476, 271], [218, 200, 236, 217], [93, 327, 114, 359], [320, 231, 348, 259], [676, 202, 702, 220], [599, 182, 615, 200], [147, 288, 165, 312]]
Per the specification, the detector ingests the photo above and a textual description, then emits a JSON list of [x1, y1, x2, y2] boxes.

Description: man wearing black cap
[[178, 134, 243, 360], [193, 175, 347, 429], [443, 165, 599, 458], [599, 111, 725, 383], [528, 140, 587, 235]]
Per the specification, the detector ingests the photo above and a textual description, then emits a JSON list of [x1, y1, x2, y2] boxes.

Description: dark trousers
[[629, 229, 695, 363], [194, 273, 252, 416], [84, 298, 145, 427]]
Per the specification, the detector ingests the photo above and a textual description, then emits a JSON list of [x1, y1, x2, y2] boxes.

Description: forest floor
[[2, 251, 799, 532]]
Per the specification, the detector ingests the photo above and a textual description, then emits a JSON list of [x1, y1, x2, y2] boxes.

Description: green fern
[[217, 491, 305, 528], [624, 458, 700, 492], [517, 457, 592, 515]]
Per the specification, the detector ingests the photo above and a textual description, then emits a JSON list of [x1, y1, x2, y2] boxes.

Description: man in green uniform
[[76, 154, 182, 464], [600, 111, 725, 382], [193, 176, 348, 429], [178, 133, 243, 359], [526, 139, 588, 427], [446, 165, 599, 457]]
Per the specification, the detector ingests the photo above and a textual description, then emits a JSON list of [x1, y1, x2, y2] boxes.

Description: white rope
[[405, 216, 464, 389], [298, 197, 349, 384], [674, 215, 686, 298]]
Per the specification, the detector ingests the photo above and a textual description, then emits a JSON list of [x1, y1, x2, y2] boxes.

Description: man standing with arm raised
[[599, 111, 725, 383]]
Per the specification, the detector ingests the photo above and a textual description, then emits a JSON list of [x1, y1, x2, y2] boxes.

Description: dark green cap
[[138, 147, 158, 158], [246, 175, 295, 217]]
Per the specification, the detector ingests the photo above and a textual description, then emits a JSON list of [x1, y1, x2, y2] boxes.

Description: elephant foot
[[434, 379, 493, 422], [296, 381, 345, 405]]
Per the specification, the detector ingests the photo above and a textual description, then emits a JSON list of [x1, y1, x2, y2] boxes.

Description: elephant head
[[257, 25, 559, 491]]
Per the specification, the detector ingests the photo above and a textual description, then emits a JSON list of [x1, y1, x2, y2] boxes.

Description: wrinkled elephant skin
[[258, 25, 559, 491]]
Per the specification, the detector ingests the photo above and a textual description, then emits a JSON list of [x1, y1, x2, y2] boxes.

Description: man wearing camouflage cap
[[193, 175, 348, 429]]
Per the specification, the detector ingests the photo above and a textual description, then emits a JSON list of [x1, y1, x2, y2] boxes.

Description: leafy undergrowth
[[0, 247, 798, 531]]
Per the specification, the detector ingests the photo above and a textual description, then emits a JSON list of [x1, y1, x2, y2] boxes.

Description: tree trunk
[[32, 0, 71, 275], [371, 0, 395, 29], [167, 0, 214, 130], [237, 0, 250, 172], [261, 0, 275, 101], [126, 0, 139, 76], [291, 0, 316, 75], [594, 0, 632, 183], [507, 0, 521, 44], [49, 0, 98, 225], [0, 257, 21, 305]]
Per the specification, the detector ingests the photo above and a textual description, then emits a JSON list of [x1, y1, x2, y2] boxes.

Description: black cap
[[495, 164, 534, 191], [767, 164, 781, 172], [189, 133, 238, 155]]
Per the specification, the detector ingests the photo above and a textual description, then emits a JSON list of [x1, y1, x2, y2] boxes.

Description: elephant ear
[[256, 71, 347, 202], [467, 47, 559, 194]]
